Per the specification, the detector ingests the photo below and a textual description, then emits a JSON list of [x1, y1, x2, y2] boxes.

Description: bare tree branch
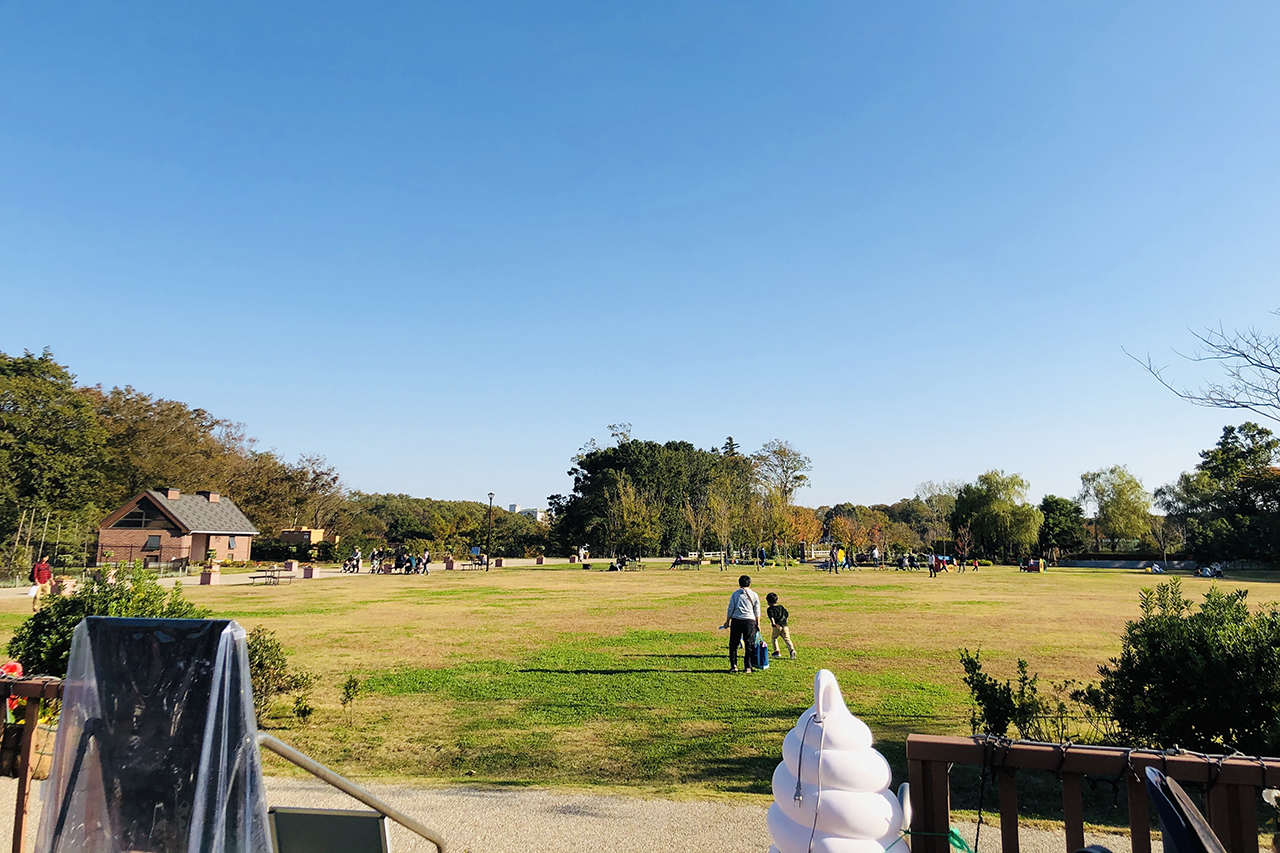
[[1125, 309, 1280, 423]]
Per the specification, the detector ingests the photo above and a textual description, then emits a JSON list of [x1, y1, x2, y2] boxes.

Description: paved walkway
[[0, 774, 1136, 853], [0, 558, 676, 598]]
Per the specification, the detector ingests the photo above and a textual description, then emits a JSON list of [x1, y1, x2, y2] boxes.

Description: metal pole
[[7, 509, 27, 571], [256, 733, 447, 853], [36, 513, 49, 566], [486, 493, 494, 571], [21, 515, 33, 565]]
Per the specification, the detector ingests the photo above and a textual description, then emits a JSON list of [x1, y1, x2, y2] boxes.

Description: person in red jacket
[[31, 556, 52, 612]]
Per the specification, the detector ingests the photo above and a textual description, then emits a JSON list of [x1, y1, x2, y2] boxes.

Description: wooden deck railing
[[907, 734, 1280, 853], [0, 676, 63, 853]]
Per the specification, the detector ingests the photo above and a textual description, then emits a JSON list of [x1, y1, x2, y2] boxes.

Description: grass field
[[5, 562, 1278, 818]]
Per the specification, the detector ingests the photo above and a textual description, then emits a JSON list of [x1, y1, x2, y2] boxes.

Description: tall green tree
[[0, 350, 107, 537], [601, 473, 660, 557], [950, 471, 1043, 561], [752, 439, 812, 504], [553, 434, 734, 555], [86, 385, 244, 506], [1038, 495, 1087, 560], [1079, 466, 1152, 550], [1156, 423, 1280, 563]]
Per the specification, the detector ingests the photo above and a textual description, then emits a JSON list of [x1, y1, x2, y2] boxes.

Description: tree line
[[549, 421, 1280, 566], [0, 349, 545, 568], [547, 426, 814, 563], [4, 342, 1277, 570]]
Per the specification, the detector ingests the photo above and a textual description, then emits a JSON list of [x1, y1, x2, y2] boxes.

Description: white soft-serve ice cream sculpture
[[768, 669, 910, 853]]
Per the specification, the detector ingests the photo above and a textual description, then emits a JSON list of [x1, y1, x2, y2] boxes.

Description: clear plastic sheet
[[37, 617, 270, 853]]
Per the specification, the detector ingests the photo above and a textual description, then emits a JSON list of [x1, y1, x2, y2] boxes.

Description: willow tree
[[1079, 466, 1151, 551], [951, 471, 1043, 561]]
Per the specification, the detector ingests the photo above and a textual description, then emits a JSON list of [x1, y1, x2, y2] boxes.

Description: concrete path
[[0, 774, 1137, 853]]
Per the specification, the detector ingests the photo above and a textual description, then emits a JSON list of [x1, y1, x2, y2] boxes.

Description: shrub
[[959, 648, 1048, 739], [340, 675, 360, 724], [7, 568, 209, 677], [977, 559, 994, 566], [1076, 578, 1280, 754], [246, 626, 315, 724]]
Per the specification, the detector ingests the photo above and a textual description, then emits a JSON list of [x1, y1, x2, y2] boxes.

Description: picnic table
[[249, 566, 296, 585]]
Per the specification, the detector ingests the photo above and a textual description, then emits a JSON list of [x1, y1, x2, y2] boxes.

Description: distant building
[[98, 488, 258, 566], [519, 508, 549, 524], [508, 504, 521, 513], [280, 527, 340, 546]]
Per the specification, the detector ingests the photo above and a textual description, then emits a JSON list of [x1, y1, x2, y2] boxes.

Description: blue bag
[[753, 633, 770, 670]]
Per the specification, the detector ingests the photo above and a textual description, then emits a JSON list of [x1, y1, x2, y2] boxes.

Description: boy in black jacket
[[766, 592, 796, 660]]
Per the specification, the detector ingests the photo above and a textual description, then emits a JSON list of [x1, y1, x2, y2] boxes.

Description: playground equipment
[[35, 617, 445, 853], [768, 669, 908, 853]]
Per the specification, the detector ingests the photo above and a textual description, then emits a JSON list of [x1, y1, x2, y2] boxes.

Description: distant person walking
[[31, 556, 52, 612], [720, 575, 761, 673], [758, 547, 767, 568]]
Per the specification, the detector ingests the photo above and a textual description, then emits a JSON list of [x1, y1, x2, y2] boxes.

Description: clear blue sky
[[3, 2, 1277, 509]]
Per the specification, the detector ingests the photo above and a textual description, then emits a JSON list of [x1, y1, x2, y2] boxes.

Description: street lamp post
[[487, 492, 494, 571]]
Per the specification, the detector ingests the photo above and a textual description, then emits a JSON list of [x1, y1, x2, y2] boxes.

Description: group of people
[[341, 547, 431, 574], [720, 575, 796, 673], [818, 548, 977, 577], [819, 546, 886, 573]]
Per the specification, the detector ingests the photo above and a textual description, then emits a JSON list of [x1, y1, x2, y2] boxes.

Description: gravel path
[[0, 775, 1143, 853]]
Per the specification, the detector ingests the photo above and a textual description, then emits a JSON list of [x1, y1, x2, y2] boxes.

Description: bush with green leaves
[[246, 626, 315, 724], [1077, 578, 1280, 754], [7, 567, 208, 677], [960, 648, 1051, 739]]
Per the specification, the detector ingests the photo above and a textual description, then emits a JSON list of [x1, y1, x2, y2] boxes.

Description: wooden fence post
[[11, 697, 41, 853]]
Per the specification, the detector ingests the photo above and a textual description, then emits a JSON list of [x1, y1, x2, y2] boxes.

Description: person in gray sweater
[[720, 575, 761, 673]]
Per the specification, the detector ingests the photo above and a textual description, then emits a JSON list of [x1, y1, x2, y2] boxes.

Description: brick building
[[97, 488, 259, 567]]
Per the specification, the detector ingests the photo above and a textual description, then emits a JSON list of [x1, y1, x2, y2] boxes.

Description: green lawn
[[5, 562, 1277, 814]]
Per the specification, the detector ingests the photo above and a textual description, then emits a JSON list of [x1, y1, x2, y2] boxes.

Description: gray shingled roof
[[146, 490, 260, 535]]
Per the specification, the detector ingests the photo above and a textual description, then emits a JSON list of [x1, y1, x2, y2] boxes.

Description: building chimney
[[198, 491, 221, 503], [164, 488, 181, 500]]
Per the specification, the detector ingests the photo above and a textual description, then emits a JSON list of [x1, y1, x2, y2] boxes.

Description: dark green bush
[[7, 568, 208, 677], [1077, 578, 1280, 754], [960, 648, 1048, 739]]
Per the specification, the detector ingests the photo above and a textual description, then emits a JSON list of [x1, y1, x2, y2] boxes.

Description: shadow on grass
[[685, 755, 777, 794], [518, 667, 730, 675], [622, 653, 723, 660]]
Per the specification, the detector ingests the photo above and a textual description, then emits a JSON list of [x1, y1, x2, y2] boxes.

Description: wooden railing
[[0, 677, 63, 853], [907, 734, 1280, 853]]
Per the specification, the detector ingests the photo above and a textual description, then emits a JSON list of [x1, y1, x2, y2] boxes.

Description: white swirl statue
[[767, 669, 909, 853]]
